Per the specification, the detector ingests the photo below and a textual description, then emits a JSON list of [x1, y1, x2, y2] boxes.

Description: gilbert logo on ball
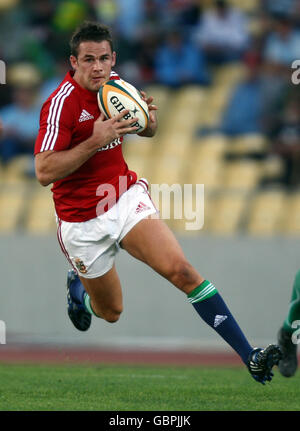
[[0, 60, 6, 84], [98, 79, 149, 134]]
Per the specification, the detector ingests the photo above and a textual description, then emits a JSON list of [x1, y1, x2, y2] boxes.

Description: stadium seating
[[187, 137, 226, 192], [223, 160, 262, 191], [208, 193, 248, 235], [0, 183, 27, 232], [25, 185, 56, 234], [226, 134, 269, 158], [246, 190, 286, 236], [228, 0, 259, 12], [3, 58, 296, 238], [281, 194, 300, 236]]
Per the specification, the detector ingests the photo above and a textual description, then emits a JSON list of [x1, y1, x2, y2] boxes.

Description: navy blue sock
[[188, 281, 253, 364]]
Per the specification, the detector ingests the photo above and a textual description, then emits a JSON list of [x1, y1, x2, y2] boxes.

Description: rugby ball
[[97, 79, 149, 134]]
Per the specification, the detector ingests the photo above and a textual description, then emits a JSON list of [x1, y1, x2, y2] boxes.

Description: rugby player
[[35, 21, 282, 384]]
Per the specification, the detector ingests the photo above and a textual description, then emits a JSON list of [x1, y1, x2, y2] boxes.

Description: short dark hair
[[70, 21, 114, 57]]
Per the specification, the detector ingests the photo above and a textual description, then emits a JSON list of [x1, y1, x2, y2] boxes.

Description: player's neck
[[71, 71, 98, 94]]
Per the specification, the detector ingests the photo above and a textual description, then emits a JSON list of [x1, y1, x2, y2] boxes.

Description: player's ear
[[112, 51, 116, 67], [70, 55, 78, 70]]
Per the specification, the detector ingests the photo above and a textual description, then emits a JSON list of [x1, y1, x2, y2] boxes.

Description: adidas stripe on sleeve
[[35, 82, 74, 155]]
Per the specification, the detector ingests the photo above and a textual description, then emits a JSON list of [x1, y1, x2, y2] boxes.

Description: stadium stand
[[25, 186, 56, 234], [0, 0, 300, 237], [246, 189, 286, 235], [208, 192, 248, 235], [281, 193, 300, 235]]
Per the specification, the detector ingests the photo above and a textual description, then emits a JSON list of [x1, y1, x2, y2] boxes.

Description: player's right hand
[[92, 110, 138, 148]]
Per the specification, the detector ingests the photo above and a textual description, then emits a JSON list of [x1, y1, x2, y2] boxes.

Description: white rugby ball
[[97, 79, 149, 134]]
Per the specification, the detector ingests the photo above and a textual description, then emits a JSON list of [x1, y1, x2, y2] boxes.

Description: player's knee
[[168, 259, 196, 288], [102, 306, 123, 323]]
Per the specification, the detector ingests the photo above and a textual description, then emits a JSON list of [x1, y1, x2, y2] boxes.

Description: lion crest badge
[[74, 258, 87, 274]]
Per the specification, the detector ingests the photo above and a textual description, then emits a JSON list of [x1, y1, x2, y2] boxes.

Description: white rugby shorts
[[57, 179, 158, 278]]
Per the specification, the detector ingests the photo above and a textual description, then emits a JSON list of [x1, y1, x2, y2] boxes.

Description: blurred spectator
[[293, 0, 300, 27], [25, 0, 55, 42], [39, 56, 69, 102], [158, 0, 202, 33], [0, 1, 29, 63], [269, 90, 300, 187], [142, 0, 163, 35], [22, 0, 59, 77], [221, 52, 264, 136], [114, 0, 145, 41], [127, 0, 163, 85], [52, 0, 95, 33], [260, 13, 300, 136], [93, 0, 119, 27], [0, 63, 42, 164], [262, 0, 297, 16], [263, 13, 300, 73], [193, 0, 250, 64], [175, 0, 202, 30], [135, 33, 159, 85], [49, 0, 96, 62], [154, 29, 210, 87]]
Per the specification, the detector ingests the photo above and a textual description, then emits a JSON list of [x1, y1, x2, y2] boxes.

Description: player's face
[[70, 41, 116, 92]]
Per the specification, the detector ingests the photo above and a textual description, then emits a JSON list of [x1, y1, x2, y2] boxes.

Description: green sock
[[187, 280, 218, 303], [283, 269, 300, 334], [83, 293, 100, 317]]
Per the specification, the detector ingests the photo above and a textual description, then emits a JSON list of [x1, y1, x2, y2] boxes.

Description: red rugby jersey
[[34, 70, 137, 222]]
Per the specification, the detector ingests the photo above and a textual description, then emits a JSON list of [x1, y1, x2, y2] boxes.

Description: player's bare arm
[[35, 110, 138, 186], [138, 91, 158, 137]]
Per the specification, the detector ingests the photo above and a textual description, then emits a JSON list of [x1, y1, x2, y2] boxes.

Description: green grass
[[0, 363, 299, 411]]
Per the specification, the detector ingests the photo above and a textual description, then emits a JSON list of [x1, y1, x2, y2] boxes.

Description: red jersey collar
[[66, 70, 97, 102]]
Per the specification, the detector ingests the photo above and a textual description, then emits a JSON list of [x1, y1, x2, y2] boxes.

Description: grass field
[[0, 363, 299, 411]]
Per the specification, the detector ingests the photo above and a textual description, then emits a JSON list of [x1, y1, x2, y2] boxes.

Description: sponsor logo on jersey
[[79, 109, 94, 122], [98, 138, 122, 152]]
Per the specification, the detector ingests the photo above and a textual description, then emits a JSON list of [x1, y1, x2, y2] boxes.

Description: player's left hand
[[139, 90, 158, 137]]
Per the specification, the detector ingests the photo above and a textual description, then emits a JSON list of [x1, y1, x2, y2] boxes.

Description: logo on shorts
[[74, 258, 87, 274], [135, 201, 151, 214]]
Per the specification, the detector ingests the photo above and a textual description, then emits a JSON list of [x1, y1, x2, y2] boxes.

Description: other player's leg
[[277, 270, 300, 377], [121, 216, 282, 383]]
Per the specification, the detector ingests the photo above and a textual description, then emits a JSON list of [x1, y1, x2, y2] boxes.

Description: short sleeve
[[34, 82, 75, 155]]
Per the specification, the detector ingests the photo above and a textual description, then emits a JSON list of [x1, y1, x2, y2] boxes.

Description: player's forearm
[[35, 137, 100, 186]]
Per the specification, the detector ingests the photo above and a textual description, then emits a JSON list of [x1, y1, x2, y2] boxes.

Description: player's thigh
[[120, 215, 202, 289], [79, 264, 123, 313]]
